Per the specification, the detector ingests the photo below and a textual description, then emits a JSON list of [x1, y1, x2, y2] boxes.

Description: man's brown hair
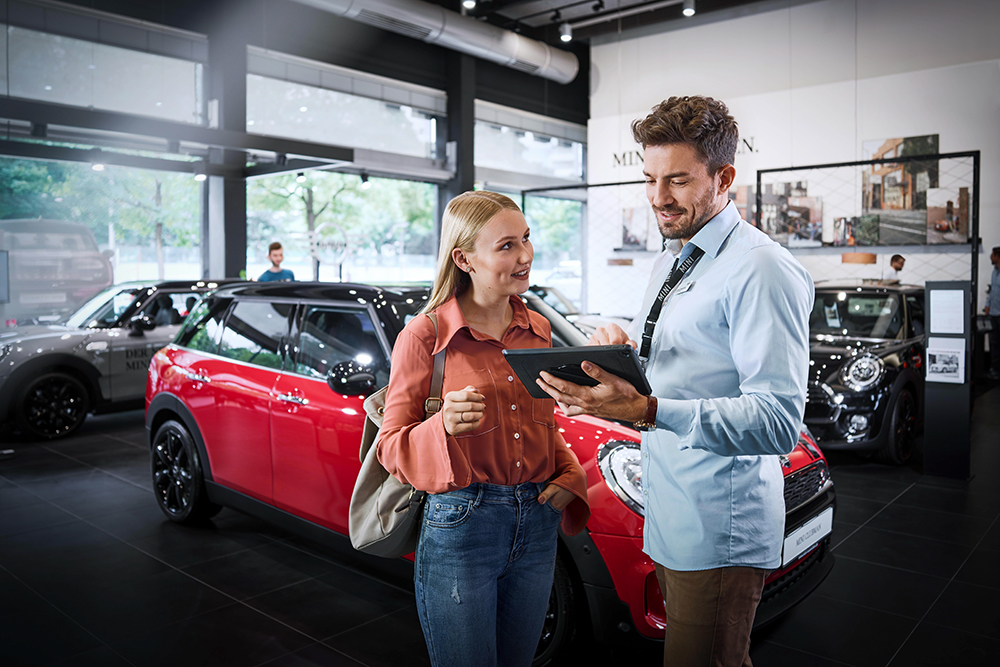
[[268, 241, 282, 253], [631, 96, 739, 174]]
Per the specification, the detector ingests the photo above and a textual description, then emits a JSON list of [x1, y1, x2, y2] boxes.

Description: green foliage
[[524, 195, 582, 259], [0, 156, 201, 248]]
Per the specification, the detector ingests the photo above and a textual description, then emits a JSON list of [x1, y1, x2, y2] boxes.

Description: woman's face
[[461, 208, 533, 299]]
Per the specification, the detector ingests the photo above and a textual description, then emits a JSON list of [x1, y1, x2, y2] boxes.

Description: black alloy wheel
[[876, 389, 916, 465], [533, 555, 578, 666], [151, 420, 221, 523], [16, 372, 90, 439]]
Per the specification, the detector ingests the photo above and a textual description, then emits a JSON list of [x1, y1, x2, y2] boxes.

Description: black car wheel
[[15, 372, 90, 439], [533, 554, 578, 666], [151, 420, 221, 523], [876, 389, 916, 465]]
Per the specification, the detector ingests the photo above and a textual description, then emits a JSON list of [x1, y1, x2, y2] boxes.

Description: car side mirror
[[101, 248, 115, 259], [326, 360, 378, 396], [128, 314, 156, 336]]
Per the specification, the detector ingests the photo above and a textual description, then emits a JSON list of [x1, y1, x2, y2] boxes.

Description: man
[[537, 96, 813, 666], [882, 254, 905, 282], [986, 246, 1000, 380], [258, 241, 295, 282]]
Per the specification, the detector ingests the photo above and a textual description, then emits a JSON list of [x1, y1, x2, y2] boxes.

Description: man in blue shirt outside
[[537, 96, 813, 666], [258, 241, 295, 282], [986, 246, 1000, 380]]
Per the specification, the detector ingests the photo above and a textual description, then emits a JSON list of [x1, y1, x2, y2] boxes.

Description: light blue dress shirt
[[988, 266, 1000, 315], [626, 201, 814, 571]]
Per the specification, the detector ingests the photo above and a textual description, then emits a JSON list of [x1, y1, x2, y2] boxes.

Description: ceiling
[[458, 0, 771, 44]]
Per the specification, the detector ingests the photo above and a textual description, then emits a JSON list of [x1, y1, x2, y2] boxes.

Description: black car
[[804, 281, 924, 464]]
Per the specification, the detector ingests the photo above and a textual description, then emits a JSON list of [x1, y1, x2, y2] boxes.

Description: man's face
[[892, 258, 905, 271], [269, 249, 283, 267], [643, 143, 731, 242], [992, 251, 1000, 267]]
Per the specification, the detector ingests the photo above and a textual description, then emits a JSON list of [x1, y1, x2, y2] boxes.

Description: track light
[[462, 0, 476, 8], [296, 172, 307, 183], [91, 163, 105, 172], [193, 162, 207, 182], [592, 0, 604, 11], [551, 10, 561, 22], [360, 172, 372, 190], [683, 0, 695, 17], [559, 22, 572, 42]]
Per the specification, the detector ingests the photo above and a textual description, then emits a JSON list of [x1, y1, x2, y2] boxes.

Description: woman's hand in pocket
[[538, 483, 575, 511], [443, 385, 485, 436]]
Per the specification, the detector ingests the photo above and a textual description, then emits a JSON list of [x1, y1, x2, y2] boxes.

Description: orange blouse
[[377, 293, 590, 536]]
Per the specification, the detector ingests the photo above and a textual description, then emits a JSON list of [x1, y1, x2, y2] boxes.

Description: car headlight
[[840, 353, 884, 391], [597, 440, 644, 516]]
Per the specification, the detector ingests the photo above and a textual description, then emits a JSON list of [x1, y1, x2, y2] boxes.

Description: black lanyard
[[639, 246, 705, 362]]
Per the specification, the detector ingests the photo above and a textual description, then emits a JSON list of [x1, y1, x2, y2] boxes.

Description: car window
[[6, 231, 98, 251], [905, 295, 925, 336], [217, 300, 292, 370], [811, 292, 903, 339], [64, 287, 140, 328], [138, 292, 201, 326], [175, 297, 230, 353], [295, 306, 389, 386]]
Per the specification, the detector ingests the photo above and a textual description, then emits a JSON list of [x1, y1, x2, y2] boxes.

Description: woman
[[378, 191, 590, 667]]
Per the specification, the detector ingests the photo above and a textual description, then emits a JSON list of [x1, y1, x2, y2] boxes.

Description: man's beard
[[653, 187, 718, 241]]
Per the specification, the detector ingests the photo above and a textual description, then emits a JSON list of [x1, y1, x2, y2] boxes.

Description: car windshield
[[811, 291, 903, 339], [64, 287, 141, 329], [5, 230, 98, 251]]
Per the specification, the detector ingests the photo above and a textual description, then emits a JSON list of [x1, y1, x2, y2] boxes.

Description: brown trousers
[[654, 564, 767, 667]]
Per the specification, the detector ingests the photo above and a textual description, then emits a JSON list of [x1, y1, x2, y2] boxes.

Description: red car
[[145, 282, 836, 664]]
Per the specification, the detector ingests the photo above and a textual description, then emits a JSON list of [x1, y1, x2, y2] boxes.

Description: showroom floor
[[1, 385, 999, 667]]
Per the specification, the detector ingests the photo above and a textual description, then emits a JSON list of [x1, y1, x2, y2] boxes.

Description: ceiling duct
[[290, 0, 579, 84]]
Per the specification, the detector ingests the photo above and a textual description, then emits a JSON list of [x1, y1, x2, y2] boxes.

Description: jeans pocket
[[542, 499, 565, 517], [424, 492, 476, 527]]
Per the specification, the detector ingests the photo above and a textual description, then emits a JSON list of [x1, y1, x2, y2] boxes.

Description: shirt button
[[516, 461, 521, 467], [514, 433, 520, 440], [508, 375, 514, 382], [511, 404, 517, 411]]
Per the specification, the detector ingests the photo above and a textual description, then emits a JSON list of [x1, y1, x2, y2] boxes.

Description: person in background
[[986, 246, 1000, 380], [377, 191, 589, 667], [258, 242, 295, 282], [882, 254, 905, 282], [537, 96, 813, 667]]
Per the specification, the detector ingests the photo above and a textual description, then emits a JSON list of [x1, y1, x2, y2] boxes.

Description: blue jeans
[[414, 481, 562, 667]]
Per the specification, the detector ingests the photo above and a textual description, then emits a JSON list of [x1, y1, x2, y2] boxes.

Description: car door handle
[[277, 393, 309, 405], [184, 371, 211, 383]]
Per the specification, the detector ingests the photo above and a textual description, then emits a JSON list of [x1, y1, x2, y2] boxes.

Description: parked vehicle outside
[[528, 284, 632, 337], [0, 219, 114, 326], [145, 281, 836, 664], [805, 281, 925, 464], [0, 279, 240, 439]]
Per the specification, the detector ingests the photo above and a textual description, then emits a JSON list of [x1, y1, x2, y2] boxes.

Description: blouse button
[[516, 461, 521, 467], [511, 404, 517, 411], [508, 375, 514, 382], [514, 433, 520, 440]]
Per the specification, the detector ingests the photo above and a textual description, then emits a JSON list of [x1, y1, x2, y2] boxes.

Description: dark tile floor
[[2, 383, 999, 667]]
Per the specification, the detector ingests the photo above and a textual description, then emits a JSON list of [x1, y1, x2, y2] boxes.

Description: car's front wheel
[[15, 371, 90, 439], [533, 554, 578, 666], [151, 419, 221, 523], [876, 389, 916, 465]]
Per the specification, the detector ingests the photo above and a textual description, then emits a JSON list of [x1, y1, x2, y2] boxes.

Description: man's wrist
[[633, 395, 658, 431]]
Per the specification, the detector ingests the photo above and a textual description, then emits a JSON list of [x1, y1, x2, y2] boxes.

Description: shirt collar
[[431, 292, 544, 354], [665, 200, 741, 261]]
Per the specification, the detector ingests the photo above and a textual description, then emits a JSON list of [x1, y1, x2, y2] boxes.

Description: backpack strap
[[423, 312, 446, 417]]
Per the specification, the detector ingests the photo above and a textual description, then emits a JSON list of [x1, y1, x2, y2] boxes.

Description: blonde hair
[[423, 191, 522, 313]]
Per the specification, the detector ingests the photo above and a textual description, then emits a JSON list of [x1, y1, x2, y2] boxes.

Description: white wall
[[586, 0, 1000, 319]]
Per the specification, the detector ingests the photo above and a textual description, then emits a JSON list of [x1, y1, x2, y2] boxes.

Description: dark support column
[[205, 26, 248, 279], [438, 51, 476, 225]]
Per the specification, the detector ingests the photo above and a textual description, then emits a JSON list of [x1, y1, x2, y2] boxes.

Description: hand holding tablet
[[502, 345, 652, 400]]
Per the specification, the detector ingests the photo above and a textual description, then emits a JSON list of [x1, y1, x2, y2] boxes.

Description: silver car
[[0, 280, 239, 439]]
